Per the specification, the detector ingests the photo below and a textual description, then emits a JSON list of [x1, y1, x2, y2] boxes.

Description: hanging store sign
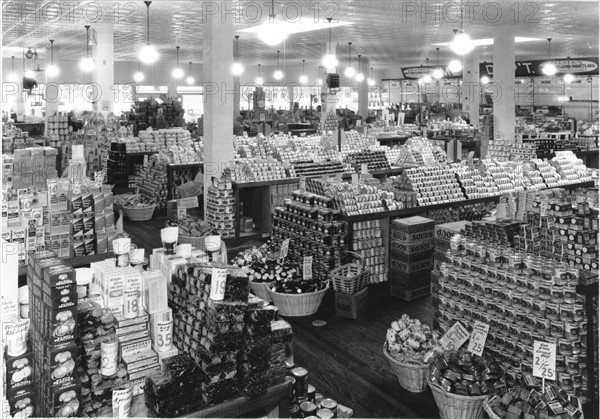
[[401, 66, 461, 79], [481, 57, 599, 77]]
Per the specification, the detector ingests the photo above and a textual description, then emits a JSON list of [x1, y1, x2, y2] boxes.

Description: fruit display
[[165, 216, 213, 238], [384, 315, 441, 364], [429, 349, 505, 396]]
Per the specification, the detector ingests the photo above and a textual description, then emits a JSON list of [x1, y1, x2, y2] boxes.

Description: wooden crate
[[335, 287, 368, 319]]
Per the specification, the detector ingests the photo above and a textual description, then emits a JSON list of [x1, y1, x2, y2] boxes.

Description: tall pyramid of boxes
[[389, 216, 435, 301]]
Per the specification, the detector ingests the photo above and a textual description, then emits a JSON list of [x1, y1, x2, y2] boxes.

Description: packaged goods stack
[[389, 216, 435, 301], [45, 115, 71, 147], [462, 219, 524, 247], [27, 251, 82, 417], [59, 133, 106, 177], [206, 177, 235, 238], [133, 128, 193, 153], [135, 156, 168, 209], [322, 112, 339, 132], [107, 143, 127, 188], [432, 221, 468, 271], [268, 319, 292, 387], [291, 160, 346, 177], [345, 149, 391, 171], [230, 158, 291, 183], [451, 164, 500, 199], [130, 98, 185, 132], [487, 138, 512, 160], [352, 220, 386, 284], [394, 166, 465, 207], [3, 123, 37, 153], [6, 146, 58, 190], [551, 151, 593, 185]]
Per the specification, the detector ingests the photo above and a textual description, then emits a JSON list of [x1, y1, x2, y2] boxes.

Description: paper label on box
[[440, 321, 469, 351], [467, 321, 489, 356], [303, 256, 313, 280], [209, 267, 227, 301], [533, 341, 556, 380]]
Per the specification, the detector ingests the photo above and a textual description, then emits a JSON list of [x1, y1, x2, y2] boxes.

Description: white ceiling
[[2, 0, 599, 71]]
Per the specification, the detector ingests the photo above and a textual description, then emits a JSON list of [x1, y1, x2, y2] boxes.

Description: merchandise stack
[[230, 158, 291, 183], [129, 97, 185, 132], [4, 146, 58, 190], [107, 143, 128, 188], [45, 115, 72, 146], [351, 220, 386, 283], [345, 149, 391, 172], [432, 221, 468, 271], [134, 156, 169, 209], [389, 216, 435, 301], [132, 128, 194, 153], [2, 123, 37, 153], [322, 112, 339, 132], [394, 166, 465, 206], [205, 177, 235, 238]]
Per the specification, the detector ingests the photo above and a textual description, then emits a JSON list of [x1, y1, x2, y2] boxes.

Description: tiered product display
[[3, 123, 38, 153], [205, 177, 235, 238]]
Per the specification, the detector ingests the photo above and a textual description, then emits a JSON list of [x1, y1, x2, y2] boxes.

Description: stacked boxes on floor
[[8, 147, 58, 190], [106, 143, 127, 188], [389, 216, 435, 301], [267, 319, 292, 388], [352, 220, 386, 284], [206, 178, 235, 238], [135, 157, 168, 209], [27, 251, 82, 417], [433, 221, 468, 271]]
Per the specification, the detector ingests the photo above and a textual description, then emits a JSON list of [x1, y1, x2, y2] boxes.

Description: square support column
[[493, 27, 516, 141]]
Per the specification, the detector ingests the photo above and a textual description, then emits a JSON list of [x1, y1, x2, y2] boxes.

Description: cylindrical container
[[566, 356, 580, 374], [545, 301, 560, 320], [558, 339, 573, 356], [307, 384, 316, 403], [316, 408, 334, 419], [550, 321, 565, 339], [154, 311, 173, 353], [5, 320, 28, 356], [113, 238, 131, 267], [161, 227, 179, 255], [292, 367, 309, 400], [129, 249, 145, 271], [300, 402, 317, 418], [112, 383, 133, 418], [76, 268, 93, 299], [319, 399, 338, 418], [101, 339, 118, 376]]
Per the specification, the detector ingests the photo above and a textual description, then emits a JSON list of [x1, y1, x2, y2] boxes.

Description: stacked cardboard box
[[267, 319, 292, 388], [433, 221, 468, 271], [389, 216, 435, 301], [7, 147, 58, 190]]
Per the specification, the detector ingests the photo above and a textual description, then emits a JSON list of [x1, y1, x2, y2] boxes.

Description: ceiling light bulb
[[322, 53, 338, 69], [450, 31, 474, 56], [368, 78, 375, 86], [24, 70, 35, 78], [316, 78, 323, 85], [172, 67, 184, 79], [480, 76, 490, 84], [542, 62, 557, 76], [557, 95, 570, 102], [46, 64, 60, 78], [273, 70, 284, 80], [255, 76, 264, 85], [133, 71, 145, 83], [139, 44, 159, 64], [448, 59, 462, 73], [258, 24, 287, 46], [7, 72, 19, 82], [563, 73, 575, 83], [422, 74, 432, 83], [432, 68, 444, 79], [231, 62, 245, 76], [79, 57, 95, 72], [355, 73, 365, 82], [344, 66, 356, 77], [186, 76, 195, 85], [299, 75, 308, 84]]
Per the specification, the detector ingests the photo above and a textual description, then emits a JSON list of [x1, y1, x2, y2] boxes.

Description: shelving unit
[[576, 281, 599, 416]]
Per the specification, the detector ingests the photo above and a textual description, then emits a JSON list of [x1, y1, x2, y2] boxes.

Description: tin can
[[521, 296, 533, 313], [535, 318, 551, 336], [560, 303, 575, 322], [566, 356, 580, 374], [555, 355, 566, 373], [521, 360, 533, 374], [558, 373, 574, 390], [572, 374, 583, 389], [519, 328, 533, 345], [320, 399, 337, 417], [579, 320, 587, 335], [515, 275, 528, 292], [558, 338, 573, 356], [551, 320, 565, 339], [532, 299, 546, 317], [545, 301, 560, 320], [551, 286, 565, 302], [563, 285, 577, 303]]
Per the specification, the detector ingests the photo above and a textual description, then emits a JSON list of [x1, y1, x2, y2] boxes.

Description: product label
[[467, 321, 490, 357], [100, 340, 118, 376], [209, 268, 227, 301]]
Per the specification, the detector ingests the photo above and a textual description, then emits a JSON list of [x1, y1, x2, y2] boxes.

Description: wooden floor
[[125, 216, 441, 418]]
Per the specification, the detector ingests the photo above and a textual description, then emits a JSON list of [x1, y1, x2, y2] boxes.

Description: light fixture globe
[[139, 44, 159, 64], [231, 62, 244, 76], [367, 78, 375, 86], [186, 75, 195, 85], [316, 78, 323, 85], [448, 59, 463, 73], [344, 66, 356, 78], [7, 72, 18, 82], [322, 53, 338, 69], [355, 72, 365, 82], [133, 71, 145, 82], [542, 62, 557, 76], [24, 70, 35, 78], [79, 57, 95, 72], [172, 67, 184, 79], [299, 74, 308, 84], [255, 76, 264, 86], [422, 74, 432, 83], [46, 64, 60, 78], [259, 26, 287, 46], [273, 70, 283, 80], [563, 73, 575, 83], [450, 31, 474, 56], [480, 76, 490, 84], [432, 68, 444, 79]]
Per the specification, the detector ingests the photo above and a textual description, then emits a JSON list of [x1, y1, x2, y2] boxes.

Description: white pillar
[[91, 24, 114, 115], [357, 58, 369, 119], [203, 11, 234, 212], [233, 76, 241, 118], [462, 51, 480, 127], [493, 27, 515, 141], [167, 83, 177, 99], [45, 46, 60, 120]]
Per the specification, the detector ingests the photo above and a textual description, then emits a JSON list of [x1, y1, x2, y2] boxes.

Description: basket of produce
[[231, 242, 279, 301], [330, 251, 370, 294], [483, 376, 584, 419], [118, 194, 156, 221], [383, 315, 441, 393], [428, 349, 504, 419]]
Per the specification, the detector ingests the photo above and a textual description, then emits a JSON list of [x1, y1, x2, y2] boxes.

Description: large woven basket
[[249, 281, 276, 302], [428, 380, 488, 419], [268, 285, 328, 317], [382, 344, 429, 393], [483, 395, 584, 419], [331, 251, 370, 294], [122, 205, 156, 221]]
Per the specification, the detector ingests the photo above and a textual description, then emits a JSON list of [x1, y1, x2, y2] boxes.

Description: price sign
[[177, 197, 199, 210], [467, 321, 490, 356], [351, 173, 359, 185], [533, 341, 556, 380], [177, 208, 187, 220], [280, 239, 290, 261], [361, 164, 369, 174], [440, 321, 469, 351], [303, 256, 313, 280], [299, 177, 306, 192], [155, 319, 173, 352], [210, 268, 228, 301]]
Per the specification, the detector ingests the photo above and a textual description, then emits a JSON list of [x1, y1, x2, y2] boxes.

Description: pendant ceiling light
[[273, 50, 283, 80], [133, 60, 145, 82], [25, 48, 34, 60], [563, 56, 574, 83], [316, 66, 323, 85], [172, 46, 184, 79], [139, 1, 159, 64], [255, 64, 264, 85], [480, 75, 490, 84], [8, 56, 18, 82], [186, 62, 195, 85], [79, 25, 95, 72], [355, 55, 364, 82], [23, 48, 35, 78], [299, 59, 308, 84], [46, 40, 60, 78], [450, 1, 474, 56], [260, 0, 287, 45], [432, 47, 444, 79], [231, 35, 245, 76], [321, 18, 338, 69], [421, 58, 432, 83], [448, 58, 462, 73], [367, 67, 375, 86], [542, 38, 557, 76], [344, 42, 355, 78]]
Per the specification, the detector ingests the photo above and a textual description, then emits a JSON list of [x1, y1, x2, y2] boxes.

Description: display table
[[130, 381, 290, 418]]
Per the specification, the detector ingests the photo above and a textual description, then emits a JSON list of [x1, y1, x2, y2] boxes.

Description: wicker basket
[[428, 380, 488, 419], [331, 251, 370, 294], [268, 285, 328, 317], [249, 281, 276, 302], [483, 395, 584, 419], [122, 205, 156, 221], [382, 343, 429, 393]]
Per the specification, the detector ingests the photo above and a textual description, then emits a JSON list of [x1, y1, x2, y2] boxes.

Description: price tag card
[[177, 197, 199, 210], [299, 177, 306, 192], [210, 268, 228, 301], [361, 164, 369, 174], [467, 321, 490, 356], [533, 341, 556, 380], [351, 173, 359, 185], [303, 256, 313, 280], [280, 239, 290, 261], [440, 321, 469, 351], [177, 208, 187, 220]]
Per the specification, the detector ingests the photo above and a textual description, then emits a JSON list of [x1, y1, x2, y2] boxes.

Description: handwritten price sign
[[467, 321, 490, 356], [279, 239, 290, 263], [533, 341, 556, 380], [303, 256, 313, 280], [440, 322, 469, 351]]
